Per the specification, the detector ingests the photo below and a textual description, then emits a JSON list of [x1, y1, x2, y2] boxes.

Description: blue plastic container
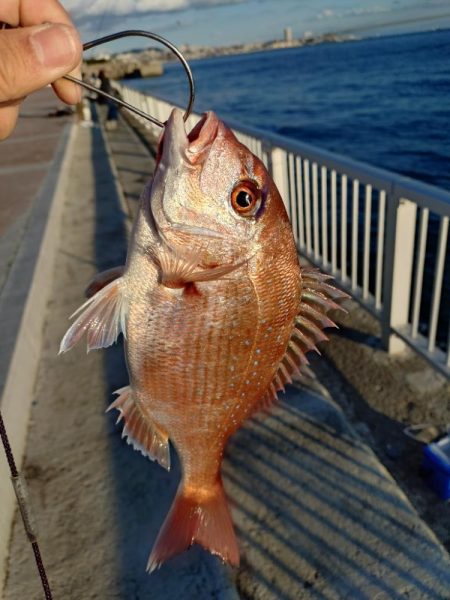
[[423, 434, 450, 501]]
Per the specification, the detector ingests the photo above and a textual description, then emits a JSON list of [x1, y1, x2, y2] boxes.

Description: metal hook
[[64, 30, 195, 128]]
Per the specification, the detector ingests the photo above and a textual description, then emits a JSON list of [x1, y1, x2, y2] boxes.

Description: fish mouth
[[187, 111, 219, 158], [152, 109, 237, 243], [158, 109, 220, 165]]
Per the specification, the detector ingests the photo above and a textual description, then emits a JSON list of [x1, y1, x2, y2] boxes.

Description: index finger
[[19, 0, 82, 104]]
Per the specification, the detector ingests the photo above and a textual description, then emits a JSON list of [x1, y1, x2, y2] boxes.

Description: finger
[[0, 24, 81, 103], [19, 0, 82, 104], [52, 71, 82, 105], [0, 1, 20, 26], [0, 103, 20, 140], [20, 0, 77, 27]]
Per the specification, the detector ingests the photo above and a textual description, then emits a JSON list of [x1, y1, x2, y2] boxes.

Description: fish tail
[[147, 479, 239, 573]]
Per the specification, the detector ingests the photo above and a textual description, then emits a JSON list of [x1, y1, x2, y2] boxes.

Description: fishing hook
[[64, 30, 195, 127]]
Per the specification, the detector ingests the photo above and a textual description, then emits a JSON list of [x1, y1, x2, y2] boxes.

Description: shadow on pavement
[[227, 388, 450, 599]]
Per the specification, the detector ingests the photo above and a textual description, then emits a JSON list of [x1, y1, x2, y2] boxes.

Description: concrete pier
[[1, 105, 450, 598]]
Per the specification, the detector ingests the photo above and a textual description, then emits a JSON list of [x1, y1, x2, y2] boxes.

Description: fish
[[60, 108, 348, 572]]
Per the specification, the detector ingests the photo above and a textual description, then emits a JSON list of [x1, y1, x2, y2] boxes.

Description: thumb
[[0, 23, 82, 103]]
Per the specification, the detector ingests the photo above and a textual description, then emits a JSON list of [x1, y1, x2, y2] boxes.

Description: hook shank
[[65, 29, 195, 127]]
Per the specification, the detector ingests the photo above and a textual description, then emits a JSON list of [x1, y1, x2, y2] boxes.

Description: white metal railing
[[116, 84, 450, 378]]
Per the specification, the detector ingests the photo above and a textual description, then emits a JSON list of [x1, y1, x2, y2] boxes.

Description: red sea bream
[[60, 109, 347, 571]]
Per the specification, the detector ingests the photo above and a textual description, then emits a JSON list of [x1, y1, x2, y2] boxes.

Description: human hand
[[0, 0, 82, 140]]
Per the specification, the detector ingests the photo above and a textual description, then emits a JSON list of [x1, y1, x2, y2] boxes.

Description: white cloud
[[63, 0, 246, 18], [348, 5, 390, 16], [316, 4, 391, 21], [317, 8, 334, 20]]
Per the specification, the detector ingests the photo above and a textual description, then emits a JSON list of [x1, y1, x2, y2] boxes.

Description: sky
[[61, 0, 450, 52]]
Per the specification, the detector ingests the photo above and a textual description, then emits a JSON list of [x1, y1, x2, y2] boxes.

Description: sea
[[127, 29, 450, 351], [129, 29, 450, 192]]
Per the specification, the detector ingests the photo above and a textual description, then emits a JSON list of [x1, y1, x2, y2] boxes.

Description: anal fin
[[107, 386, 170, 471]]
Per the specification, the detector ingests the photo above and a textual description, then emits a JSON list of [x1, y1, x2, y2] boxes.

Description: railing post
[[270, 147, 289, 214], [260, 141, 271, 170], [381, 192, 417, 353]]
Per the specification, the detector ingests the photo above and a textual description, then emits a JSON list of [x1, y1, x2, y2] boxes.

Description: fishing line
[[0, 412, 53, 599], [64, 30, 196, 127]]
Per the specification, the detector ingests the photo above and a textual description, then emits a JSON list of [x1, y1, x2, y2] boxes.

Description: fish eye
[[231, 181, 261, 217]]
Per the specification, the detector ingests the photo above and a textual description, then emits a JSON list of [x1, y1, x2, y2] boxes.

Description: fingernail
[[30, 23, 79, 70]]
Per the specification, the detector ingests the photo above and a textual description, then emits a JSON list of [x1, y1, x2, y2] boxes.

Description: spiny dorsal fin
[[59, 277, 127, 354], [252, 382, 278, 414], [269, 267, 349, 397], [107, 386, 170, 470]]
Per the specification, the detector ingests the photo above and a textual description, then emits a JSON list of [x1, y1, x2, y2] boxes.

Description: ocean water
[[130, 29, 450, 192], [128, 30, 450, 351]]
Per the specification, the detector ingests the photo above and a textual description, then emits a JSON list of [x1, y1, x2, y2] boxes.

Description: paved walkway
[[0, 88, 72, 291], [4, 111, 450, 599]]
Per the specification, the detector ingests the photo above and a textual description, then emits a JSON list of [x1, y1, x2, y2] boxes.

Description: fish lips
[[157, 109, 220, 166]]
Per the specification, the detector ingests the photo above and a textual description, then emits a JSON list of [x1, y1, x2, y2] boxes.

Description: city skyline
[[62, 0, 450, 52]]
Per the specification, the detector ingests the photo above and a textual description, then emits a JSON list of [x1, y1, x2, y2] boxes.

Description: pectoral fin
[[59, 277, 127, 354], [158, 246, 243, 288]]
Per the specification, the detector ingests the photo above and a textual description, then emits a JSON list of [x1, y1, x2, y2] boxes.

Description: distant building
[[284, 27, 293, 44], [93, 52, 111, 62]]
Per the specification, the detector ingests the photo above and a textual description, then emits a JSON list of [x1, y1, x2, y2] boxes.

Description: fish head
[[147, 108, 292, 266]]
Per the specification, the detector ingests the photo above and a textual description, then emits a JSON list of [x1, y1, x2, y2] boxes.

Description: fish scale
[[134, 277, 253, 442]]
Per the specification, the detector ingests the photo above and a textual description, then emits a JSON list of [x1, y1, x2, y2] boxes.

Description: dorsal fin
[[252, 382, 278, 414], [258, 267, 349, 409]]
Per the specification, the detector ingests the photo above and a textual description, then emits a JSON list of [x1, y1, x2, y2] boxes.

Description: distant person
[[86, 73, 100, 101], [0, 1, 82, 140], [105, 94, 119, 131], [97, 69, 119, 130], [97, 70, 112, 105]]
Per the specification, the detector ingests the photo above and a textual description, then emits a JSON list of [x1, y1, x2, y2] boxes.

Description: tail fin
[[147, 481, 239, 572]]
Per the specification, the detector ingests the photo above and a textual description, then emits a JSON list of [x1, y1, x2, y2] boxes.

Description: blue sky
[[62, 0, 450, 51]]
